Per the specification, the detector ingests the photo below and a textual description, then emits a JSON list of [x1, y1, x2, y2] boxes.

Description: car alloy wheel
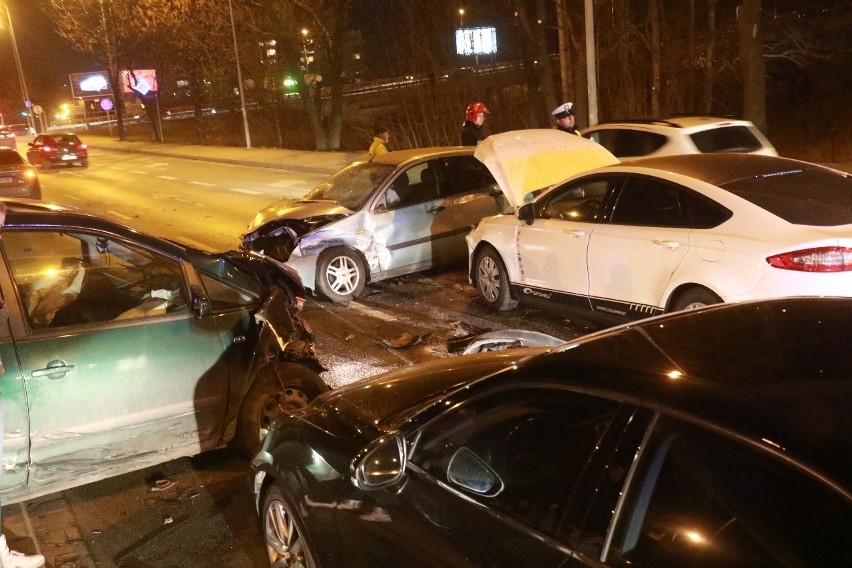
[[317, 246, 366, 303], [263, 485, 313, 568], [475, 247, 517, 311]]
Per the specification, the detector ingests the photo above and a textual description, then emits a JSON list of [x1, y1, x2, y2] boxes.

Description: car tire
[[316, 247, 366, 303], [262, 483, 316, 568], [474, 246, 518, 311], [671, 287, 722, 312], [81, 158, 89, 168], [233, 362, 328, 458]]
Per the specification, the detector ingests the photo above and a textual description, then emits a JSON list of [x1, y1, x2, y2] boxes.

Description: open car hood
[[475, 129, 619, 208]]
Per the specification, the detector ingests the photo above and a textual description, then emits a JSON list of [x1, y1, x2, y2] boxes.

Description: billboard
[[121, 69, 158, 95], [69, 72, 111, 98], [69, 69, 158, 98], [455, 27, 497, 56]]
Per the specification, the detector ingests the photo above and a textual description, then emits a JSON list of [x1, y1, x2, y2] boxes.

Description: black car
[[26, 133, 89, 169], [0, 148, 40, 199], [251, 297, 851, 568], [0, 200, 328, 504]]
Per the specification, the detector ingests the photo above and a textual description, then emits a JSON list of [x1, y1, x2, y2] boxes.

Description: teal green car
[[0, 201, 327, 504]]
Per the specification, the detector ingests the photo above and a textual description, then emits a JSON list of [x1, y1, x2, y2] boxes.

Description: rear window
[[722, 167, 852, 226], [0, 151, 24, 166], [690, 125, 763, 153], [55, 135, 82, 145], [589, 129, 667, 158]]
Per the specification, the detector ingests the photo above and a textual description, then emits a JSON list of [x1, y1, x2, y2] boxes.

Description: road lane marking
[[107, 210, 133, 220], [147, 162, 169, 168], [190, 181, 216, 187], [157, 175, 179, 180], [227, 188, 262, 195], [109, 166, 124, 170]]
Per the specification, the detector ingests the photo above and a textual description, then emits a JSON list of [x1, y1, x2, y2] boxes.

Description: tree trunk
[[738, 0, 767, 130], [701, 0, 718, 113], [556, 0, 572, 103], [650, 0, 661, 116]]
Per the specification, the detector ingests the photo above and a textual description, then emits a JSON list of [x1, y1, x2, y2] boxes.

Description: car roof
[[1, 199, 188, 258], [585, 116, 756, 132], [350, 296, 851, 492], [613, 152, 834, 186], [367, 146, 474, 166]]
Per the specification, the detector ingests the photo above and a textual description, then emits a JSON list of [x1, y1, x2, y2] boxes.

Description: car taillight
[[43, 145, 55, 153], [79, 143, 88, 150], [767, 247, 852, 272], [24, 168, 36, 180]]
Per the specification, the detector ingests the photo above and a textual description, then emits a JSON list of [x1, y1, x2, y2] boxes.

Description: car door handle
[[653, 239, 682, 251], [31, 360, 76, 380], [426, 205, 446, 214]]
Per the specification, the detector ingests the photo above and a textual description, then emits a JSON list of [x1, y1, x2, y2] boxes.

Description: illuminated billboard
[[455, 27, 497, 56], [121, 69, 158, 95], [70, 72, 111, 98], [70, 69, 159, 98]]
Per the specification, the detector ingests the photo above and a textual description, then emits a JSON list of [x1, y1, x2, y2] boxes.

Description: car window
[[689, 126, 763, 154], [2, 230, 189, 330], [589, 129, 667, 158], [681, 189, 732, 228], [410, 388, 623, 542], [539, 176, 620, 222], [610, 176, 688, 227], [199, 272, 255, 310], [304, 162, 395, 211], [609, 418, 852, 568], [438, 156, 496, 198], [721, 167, 852, 226], [389, 161, 440, 207], [55, 134, 82, 145], [0, 151, 24, 166]]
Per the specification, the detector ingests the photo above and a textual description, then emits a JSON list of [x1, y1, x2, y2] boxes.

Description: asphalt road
[[4, 147, 596, 567]]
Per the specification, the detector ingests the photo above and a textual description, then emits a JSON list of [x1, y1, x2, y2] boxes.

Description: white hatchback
[[581, 116, 778, 160], [468, 130, 852, 323]]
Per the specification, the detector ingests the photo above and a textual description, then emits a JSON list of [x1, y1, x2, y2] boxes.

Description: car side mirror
[[518, 203, 535, 225], [190, 285, 211, 317], [352, 432, 406, 490]]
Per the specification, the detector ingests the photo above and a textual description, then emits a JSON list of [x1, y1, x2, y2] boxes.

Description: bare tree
[[135, 0, 234, 143], [737, 0, 766, 131], [45, 0, 142, 141]]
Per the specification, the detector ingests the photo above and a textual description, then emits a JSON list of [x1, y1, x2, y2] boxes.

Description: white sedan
[[467, 130, 852, 322]]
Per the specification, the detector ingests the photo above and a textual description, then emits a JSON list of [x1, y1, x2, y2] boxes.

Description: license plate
[[62, 154, 77, 160], [0, 177, 12, 183]]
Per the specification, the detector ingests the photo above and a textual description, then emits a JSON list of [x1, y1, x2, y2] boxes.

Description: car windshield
[[721, 167, 852, 226], [0, 151, 24, 165], [303, 162, 395, 211]]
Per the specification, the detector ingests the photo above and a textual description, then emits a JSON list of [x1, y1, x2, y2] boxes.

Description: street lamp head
[[301, 28, 309, 38]]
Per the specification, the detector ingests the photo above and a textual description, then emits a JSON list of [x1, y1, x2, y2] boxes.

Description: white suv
[[582, 116, 777, 160]]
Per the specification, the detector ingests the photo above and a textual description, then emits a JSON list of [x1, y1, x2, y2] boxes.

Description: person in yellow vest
[[369, 123, 390, 156], [552, 102, 582, 136]]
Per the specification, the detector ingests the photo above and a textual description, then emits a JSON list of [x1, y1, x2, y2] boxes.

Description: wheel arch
[[665, 283, 723, 312]]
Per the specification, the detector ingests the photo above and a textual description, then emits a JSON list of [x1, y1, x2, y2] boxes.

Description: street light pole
[[227, 0, 251, 149], [3, 2, 34, 133]]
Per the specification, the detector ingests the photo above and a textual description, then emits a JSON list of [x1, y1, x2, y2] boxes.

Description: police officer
[[552, 102, 581, 136]]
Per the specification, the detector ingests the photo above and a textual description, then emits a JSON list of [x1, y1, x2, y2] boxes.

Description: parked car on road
[[0, 200, 327, 504], [0, 126, 16, 151], [468, 130, 852, 322], [0, 149, 40, 199], [250, 296, 851, 568], [581, 116, 777, 160], [26, 132, 89, 169], [242, 148, 504, 302]]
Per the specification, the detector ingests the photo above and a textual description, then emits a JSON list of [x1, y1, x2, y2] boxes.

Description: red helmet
[[465, 102, 490, 121]]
